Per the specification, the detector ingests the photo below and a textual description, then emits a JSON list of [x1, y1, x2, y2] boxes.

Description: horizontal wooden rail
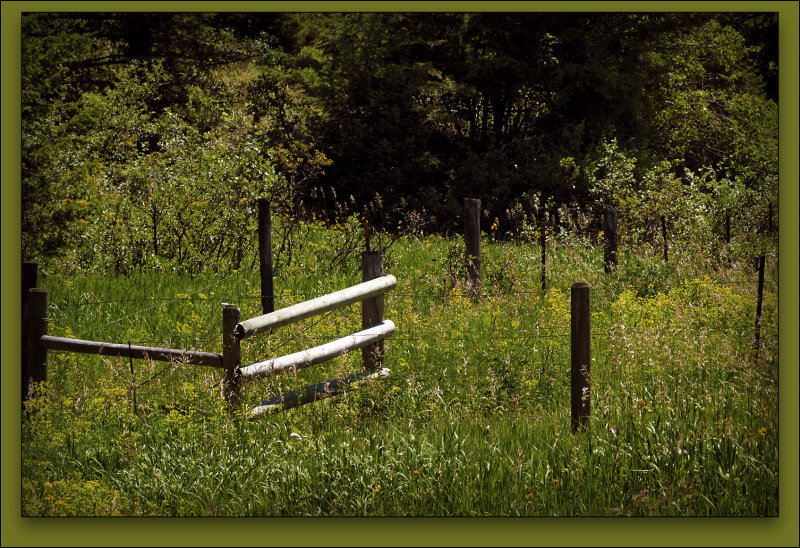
[[40, 335, 224, 367], [239, 320, 395, 380], [235, 275, 397, 340], [250, 367, 390, 418]]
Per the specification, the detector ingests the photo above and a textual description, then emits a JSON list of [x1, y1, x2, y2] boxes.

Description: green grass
[[22, 224, 778, 516]]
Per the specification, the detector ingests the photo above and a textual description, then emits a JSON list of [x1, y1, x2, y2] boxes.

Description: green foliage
[[23, 12, 777, 271], [22, 18, 288, 274]]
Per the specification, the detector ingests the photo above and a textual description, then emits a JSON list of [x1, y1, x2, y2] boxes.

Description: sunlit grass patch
[[23, 223, 778, 516]]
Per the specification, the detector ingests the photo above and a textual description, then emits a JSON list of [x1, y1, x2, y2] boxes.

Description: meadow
[[21, 218, 778, 517]]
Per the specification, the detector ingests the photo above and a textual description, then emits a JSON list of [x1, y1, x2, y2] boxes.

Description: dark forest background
[[22, 12, 778, 274]]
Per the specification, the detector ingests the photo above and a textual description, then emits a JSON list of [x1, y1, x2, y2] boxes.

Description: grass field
[[21, 223, 778, 517]]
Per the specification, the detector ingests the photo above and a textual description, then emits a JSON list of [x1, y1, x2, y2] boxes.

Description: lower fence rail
[[250, 367, 391, 419]]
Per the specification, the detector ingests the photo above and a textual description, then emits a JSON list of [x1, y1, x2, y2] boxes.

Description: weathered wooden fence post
[[22, 262, 38, 310], [257, 198, 275, 315], [361, 251, 385, 372], [725, 212, 731, 245], [754, 254, 765, 354], [768, 202, 774, 234], [222, 303, 241, 407], [571, 282, 591, 432], [22, 262, 38, 405], [661, 215, 669, 262], [753, 203, 774, 357], [603, 206, 618, 273], [540, 211, 547, 292], [464, 198, 481, 295], [26, 288, 49, 399]]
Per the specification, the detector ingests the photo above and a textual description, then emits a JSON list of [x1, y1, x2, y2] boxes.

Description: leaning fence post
[[603, 206, 618, 273], [571, 282, 591, 432], [464, 198, 481, 295], [258, 198, 275, 315], [26, 288, 48, 399], [222, 303, 242, 407], [361, 251, 385, 372]]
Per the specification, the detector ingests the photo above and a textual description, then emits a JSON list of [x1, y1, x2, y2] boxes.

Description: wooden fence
[[23, 251, 397, 418], [227, 251, 396, 418]]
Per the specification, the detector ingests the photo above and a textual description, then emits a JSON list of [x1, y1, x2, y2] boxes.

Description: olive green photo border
[[2, 1, 797, 546]]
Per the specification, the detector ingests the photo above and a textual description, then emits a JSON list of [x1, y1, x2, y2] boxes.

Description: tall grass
[[22, 223, 778, 516]]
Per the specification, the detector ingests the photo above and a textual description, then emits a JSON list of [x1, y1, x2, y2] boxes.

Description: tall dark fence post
[[540, 212, 547, 292], [725, 212, 731, 245], [754, 255, 765, 355], [362, 251, 385, 372], [661, 215, 669, 262], [26, 288, 49, 400], [571, 282, 591, 432], [22, 262, 38, 405], [22, 262, 38, 311], [222, 303, 241, 407], [257, 198, 274, 315], [603, 206, 618, 273], [768, 202, 774, 234], [754, 203, 774, 357], [464, 198, 481, 295]]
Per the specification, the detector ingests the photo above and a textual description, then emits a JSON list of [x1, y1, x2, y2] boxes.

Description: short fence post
[[22, 262, 38, 405], [26, 288, 49, 399], [464, 198, 481, 295], [222, 303, 242, 407], [540, 211, 547, 292], [258, 198, 275, 315], [603, 206, 618, 273], [571, 282, 591, 432], [361, 251, 385, 372], [661, 215, 668, 263]]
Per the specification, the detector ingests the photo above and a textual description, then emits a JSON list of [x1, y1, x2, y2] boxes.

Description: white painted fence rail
[[240, 320, 395, 381], [235, 274, 397, 340]]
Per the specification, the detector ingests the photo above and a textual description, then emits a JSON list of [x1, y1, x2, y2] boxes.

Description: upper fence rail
[[235, 274, 397, 340]]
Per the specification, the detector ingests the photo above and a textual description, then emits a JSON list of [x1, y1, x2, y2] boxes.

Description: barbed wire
[[69, 270, 241, 340], [48, 277, 776, 307], [39, 260, 775, 376]]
